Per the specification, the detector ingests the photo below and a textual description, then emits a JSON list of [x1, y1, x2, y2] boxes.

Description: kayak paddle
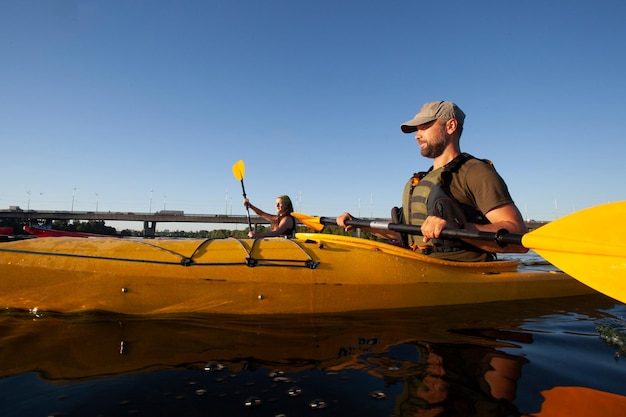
[[293, 201, 626, 304], [232, 160, 253, 231]]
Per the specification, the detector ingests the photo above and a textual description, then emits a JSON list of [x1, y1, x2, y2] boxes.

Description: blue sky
[[2, 1, 625, 231]]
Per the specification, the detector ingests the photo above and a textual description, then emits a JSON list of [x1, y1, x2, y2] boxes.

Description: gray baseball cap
[[400, 101, 465, 133]]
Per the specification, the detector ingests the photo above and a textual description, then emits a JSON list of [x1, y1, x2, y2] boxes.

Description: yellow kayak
[[0, 233, 594, 315]]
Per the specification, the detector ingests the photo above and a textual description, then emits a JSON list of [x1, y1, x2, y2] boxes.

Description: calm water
[[1, 253, 625, 417]]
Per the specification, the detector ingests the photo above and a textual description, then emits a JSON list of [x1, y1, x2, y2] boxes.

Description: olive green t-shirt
[[419, 157, 514, 262], [446, 158, 514, 216]]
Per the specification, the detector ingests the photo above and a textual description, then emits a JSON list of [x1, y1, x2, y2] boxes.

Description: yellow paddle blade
[[522, 201, 626, 304], [291, 212, 325, 231], [232, 160, 245, 181]]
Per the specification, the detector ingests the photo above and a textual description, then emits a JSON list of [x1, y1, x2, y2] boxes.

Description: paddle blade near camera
[[520, 201, 626, 305]]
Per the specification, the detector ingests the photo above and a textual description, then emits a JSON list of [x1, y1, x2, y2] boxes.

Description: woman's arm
[[243, 199, 276, 223], [254, 216, 294, 238]]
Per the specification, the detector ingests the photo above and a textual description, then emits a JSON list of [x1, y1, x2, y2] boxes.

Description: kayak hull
[[0, 233, 594, 315]]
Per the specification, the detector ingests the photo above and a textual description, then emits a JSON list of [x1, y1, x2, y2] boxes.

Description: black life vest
[[401, 153, 490, 253], [278, 214, 297, 238]]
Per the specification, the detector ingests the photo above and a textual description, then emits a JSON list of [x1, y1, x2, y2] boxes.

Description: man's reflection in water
[[360, 330, 532, 417]]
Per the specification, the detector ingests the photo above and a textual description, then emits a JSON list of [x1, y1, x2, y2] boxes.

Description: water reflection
[[1, 294, 625, 417]]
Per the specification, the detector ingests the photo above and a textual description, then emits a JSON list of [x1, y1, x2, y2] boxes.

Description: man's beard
[[420, 139, 446, 158]]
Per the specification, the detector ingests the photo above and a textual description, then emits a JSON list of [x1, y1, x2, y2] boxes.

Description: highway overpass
[[0, 209, 269, 237]]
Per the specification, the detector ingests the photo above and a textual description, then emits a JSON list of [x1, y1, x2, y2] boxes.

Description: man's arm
[[421, 203, 529, 253], [336, 212, 398, 240]]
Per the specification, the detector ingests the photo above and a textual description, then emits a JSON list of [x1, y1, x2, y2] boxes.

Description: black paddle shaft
[[320, 217, 524, 247]]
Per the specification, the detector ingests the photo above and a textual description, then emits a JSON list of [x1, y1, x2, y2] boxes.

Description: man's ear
[[446, 118, 459, 134]]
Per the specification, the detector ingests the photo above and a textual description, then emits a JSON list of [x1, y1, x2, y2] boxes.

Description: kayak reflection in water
[[243, 195, 296, 238], [337, 101, 529, 262]]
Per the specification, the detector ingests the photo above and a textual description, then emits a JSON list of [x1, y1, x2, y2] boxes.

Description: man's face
[[415, 120, 448, 158]]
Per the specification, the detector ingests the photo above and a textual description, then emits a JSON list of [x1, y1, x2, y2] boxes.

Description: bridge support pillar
[[143, 221, 156, 238]]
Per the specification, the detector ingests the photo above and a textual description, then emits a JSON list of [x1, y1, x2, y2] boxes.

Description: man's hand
[[420, 215, 458, 243], [336, 212, 354, 231]]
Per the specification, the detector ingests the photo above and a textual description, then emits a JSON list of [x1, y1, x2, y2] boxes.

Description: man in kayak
[[337, 101, 528, 262], [243, 195, 297, 238]]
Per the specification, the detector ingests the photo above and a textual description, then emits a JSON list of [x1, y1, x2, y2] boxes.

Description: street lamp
[[71, 187, 77, 212], [27, 191, 31, 211], [149, 188, 154, 214], [95, 193, 99, 213]]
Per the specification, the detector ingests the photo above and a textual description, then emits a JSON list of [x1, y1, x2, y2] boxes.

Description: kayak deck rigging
[[0, 236, 320, 269]]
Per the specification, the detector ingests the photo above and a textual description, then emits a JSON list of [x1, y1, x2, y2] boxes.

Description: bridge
[[0, 209, 270, 237], [0, 208, 548, 237]]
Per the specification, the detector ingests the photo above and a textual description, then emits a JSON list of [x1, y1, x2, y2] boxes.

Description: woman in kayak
[[243, 195, 297, 238]]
